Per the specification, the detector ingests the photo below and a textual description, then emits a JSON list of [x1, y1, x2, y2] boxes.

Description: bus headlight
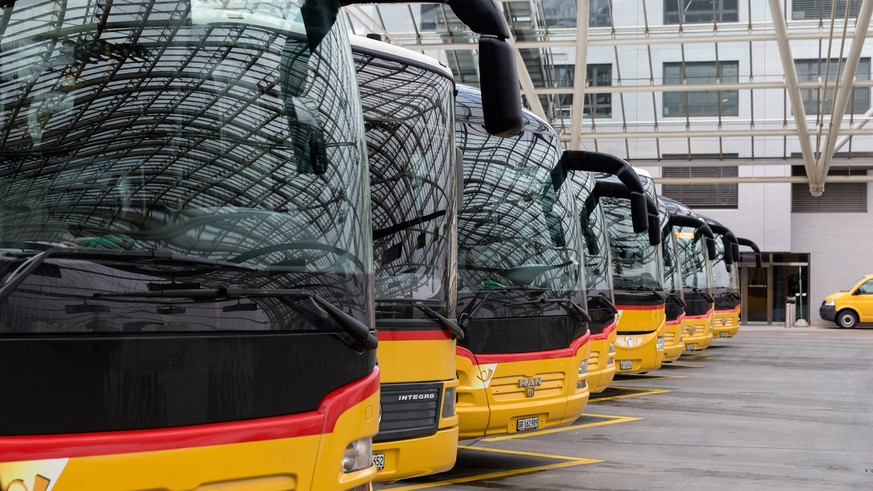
[[608, 342, 615, 354], [578, 359, 588, 376], [442, 386, 456, 418], [342, 438, 373, 473], [656, 337, 664, 350], [823, 300, 835, 306]]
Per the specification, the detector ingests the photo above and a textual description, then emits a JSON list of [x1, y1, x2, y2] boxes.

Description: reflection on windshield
[[355, 46, 455, 314], [455, 89, 584, 318], [711, 238, 732, 289], [602, 196, 663, 290], [0, 1, 372, 333], [675, 230, 711, 291]]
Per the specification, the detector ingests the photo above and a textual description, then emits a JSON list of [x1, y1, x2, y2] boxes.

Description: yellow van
[[820, 275, 873, 328]]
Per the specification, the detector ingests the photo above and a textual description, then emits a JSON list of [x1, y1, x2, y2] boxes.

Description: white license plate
[[516, 416, 539, 431], [720, 332, 728, 338], [686, 344, 695, 351], [373, 453, 385, 471], [619, 360, 632, 370]]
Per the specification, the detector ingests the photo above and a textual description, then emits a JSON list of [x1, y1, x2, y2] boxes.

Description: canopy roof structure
[[344, 0, 873, 195]]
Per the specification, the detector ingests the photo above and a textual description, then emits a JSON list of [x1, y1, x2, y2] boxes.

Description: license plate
[[686, 344, 695, 351], [516, 416, 539, 431], [619, 360, 632, 370], [373, 453, 385, 471], [720, 332, 728, 338]]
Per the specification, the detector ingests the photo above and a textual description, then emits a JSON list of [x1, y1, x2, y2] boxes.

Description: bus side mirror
[[478, 37, 523, 137], [630, 191, 648, 234], [647, 214, 661, 246], [706, 238, 717, 261]]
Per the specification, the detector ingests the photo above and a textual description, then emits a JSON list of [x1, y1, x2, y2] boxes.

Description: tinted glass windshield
[[601, 174, 664, 291], [455, 89, 585, 317], [577, 173, 612, 296], [0, 1, 372, 333], [675, 230, 711, 291], [711, 237, 732, 290], [355, 44, 456, 315]]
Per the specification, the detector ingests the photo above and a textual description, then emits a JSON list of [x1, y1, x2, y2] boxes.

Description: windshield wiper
[[0, 247, 257, 303], [375, 298, 464, 339], [690, 288, 714, 304], [624, 285, 667, 301], [94, 287, 377, 350], [594, 292, 620, 314], [667, 292, 687, 309]]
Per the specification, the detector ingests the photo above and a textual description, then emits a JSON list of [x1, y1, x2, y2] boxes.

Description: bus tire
[[837, 310, 858, 329]]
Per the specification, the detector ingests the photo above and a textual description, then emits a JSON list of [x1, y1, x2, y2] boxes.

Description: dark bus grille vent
[[374, 382, 442, 443]]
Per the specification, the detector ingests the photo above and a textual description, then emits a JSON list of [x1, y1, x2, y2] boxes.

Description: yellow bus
[[595, 169, 667, 374], [454, 87, 591, 438], [561, 151, 653, 391], [699, 217, 745, 338], [0, 1, 524, 489], [0, 2, 382, 489], [661, 198, 718, 353]]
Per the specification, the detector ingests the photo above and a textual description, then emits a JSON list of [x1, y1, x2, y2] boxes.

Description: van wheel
[[837, 310, 858, 329]]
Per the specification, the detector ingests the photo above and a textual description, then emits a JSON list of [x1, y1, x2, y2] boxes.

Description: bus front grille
[[374, 381, 442, 443]]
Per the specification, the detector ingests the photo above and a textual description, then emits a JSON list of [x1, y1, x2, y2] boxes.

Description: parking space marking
[[482, 413, 640, 442], [589, 386, 671, 402], [385, 446, 601, 491], [612, 373, 687, 381]]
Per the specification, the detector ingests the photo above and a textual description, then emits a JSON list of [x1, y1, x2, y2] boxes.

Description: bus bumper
[[373, 426, 458, 482], [712, 309, 741, 338], [614, 331, 663, 373]]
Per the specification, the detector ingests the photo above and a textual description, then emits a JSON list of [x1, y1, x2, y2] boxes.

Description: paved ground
[[380, 324, 873, 490]]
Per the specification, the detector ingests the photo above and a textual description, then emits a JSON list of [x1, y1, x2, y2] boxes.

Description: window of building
[[792, 0, 859, 20], [791, 165, 868, 213], [795, 58, 871, 115], [542, 0, 612, 28], [663, 61, 739, 117], [664, 0, 739, 24], [661, 164, 739, 209], [552, 64, 613, 118]]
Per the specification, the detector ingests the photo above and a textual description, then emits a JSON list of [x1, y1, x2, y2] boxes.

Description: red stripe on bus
[[377, 330, 452, 341], [616, 304, 666, 311], [455, 332, 590, 364], [0, 367, 380, 462], [590, 321, 617, 341], [665, 313, 687, 326]]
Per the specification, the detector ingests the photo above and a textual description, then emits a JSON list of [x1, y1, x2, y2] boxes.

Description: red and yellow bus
[[561, 151, 653, 391], [595, 169, 667, 374], [661, 198, 718, 353], [454, 87, 591, 438], [0, 2, 390, 489]]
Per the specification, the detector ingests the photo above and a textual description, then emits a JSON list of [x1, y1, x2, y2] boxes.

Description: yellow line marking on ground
[[682, 352, 714, 358], [386, 446, 601, 491], [386, 460, 598, 490], [613, 374, 687, 381], [483, 414, 640, 442], [589, 387, 671, 402], [458, 445, 599, 462]]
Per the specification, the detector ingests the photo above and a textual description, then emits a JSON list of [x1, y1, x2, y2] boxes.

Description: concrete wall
[[791, 181, 873, 325]]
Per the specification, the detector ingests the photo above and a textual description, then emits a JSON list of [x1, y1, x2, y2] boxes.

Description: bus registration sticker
[[373, 453, 385, 471], [516, 417, 539, 431]]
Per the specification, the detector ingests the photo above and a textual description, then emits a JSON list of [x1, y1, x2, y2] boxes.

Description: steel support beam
[[569, 0, 589, 151], [816, 0, 873, 190], [513, 37, 548, 121], [560, 127, 873, 140], [656, 175, 873, 185], [767, 0, 817, 195]]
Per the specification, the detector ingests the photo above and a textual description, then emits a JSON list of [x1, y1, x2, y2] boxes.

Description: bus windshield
[[0, 0, 373, 333], [676, 231, 711, 291], [711, 238, 732, 290], [354, 42, 456, 315], [602, 195, 664, 291], [455, 88, 585, 316]]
